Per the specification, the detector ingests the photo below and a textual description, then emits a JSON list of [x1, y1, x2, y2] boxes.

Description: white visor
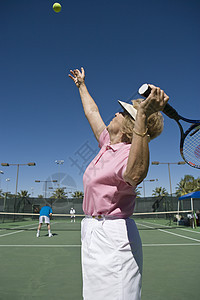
[[118, 100, 137, 120]]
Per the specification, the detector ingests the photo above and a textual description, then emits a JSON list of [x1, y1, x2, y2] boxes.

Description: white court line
[[137, 220, 200, 235], [0, 221, 60, 238], [136, 222, 200, 243], [142, 243, 200, 247], [0, 222, 38, 232], [0, 226, 37, 237], [179, 228, 200, 234], [0, 243, 200, 248], [0, 244, 81, 247], [0, 220, 67, 232], [0, 230, 25, 237], [140, 220, 200, 234]]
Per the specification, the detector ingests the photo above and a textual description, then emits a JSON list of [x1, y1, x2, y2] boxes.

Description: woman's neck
[[109, 132, 123, 145]]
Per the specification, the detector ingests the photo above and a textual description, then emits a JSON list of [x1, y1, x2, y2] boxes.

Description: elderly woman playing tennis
[[69, 67, 169, 300]]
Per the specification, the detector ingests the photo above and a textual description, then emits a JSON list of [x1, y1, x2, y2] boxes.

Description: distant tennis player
[[70, 207, 76, 222], [36, 205, 53, 237]]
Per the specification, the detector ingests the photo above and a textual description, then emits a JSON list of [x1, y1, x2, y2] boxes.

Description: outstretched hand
[[139, 84, 169, 118], [68, 67, 85, 88]]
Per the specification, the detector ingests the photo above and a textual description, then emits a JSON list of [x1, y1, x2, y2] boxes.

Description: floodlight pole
[[6, 178, 10, 193], [0, 170, 4, 189], [1, 162, 36, 196], [1, 162, 36, 217], [55, 160, 64, 187], [15, 164, 19, 196], [35, 180, 58, 199], [151, 161, 185, 196], [142, 179, 158, 197]]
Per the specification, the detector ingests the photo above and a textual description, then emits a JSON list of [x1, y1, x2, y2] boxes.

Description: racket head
[[181, 124, 200, 169]]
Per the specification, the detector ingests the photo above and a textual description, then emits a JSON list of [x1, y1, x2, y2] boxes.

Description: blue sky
[[0, 0, 199, 198]]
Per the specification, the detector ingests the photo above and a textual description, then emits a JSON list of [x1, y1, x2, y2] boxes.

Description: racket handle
[[138, 84, 180, 121]]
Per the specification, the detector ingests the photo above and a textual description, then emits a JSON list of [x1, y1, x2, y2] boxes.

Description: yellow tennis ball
[[53, 3, 62, 13]]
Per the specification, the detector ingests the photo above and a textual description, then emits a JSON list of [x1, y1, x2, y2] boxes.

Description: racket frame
[[138, 84, 200, 169]]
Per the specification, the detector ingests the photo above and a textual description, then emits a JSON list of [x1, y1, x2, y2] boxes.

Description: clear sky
[[0, 0, 199, 198]]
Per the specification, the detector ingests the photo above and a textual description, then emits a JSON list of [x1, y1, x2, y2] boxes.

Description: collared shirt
[[40, 206, 52, 217], [83, 128, 136, 218]]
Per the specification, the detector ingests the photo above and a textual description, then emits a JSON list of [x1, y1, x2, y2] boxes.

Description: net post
[[177, 200, 180, 226], [193, 210, 197, 229]]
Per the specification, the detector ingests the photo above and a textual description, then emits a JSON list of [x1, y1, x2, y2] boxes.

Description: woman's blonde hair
[[121, 99, 164, 143]]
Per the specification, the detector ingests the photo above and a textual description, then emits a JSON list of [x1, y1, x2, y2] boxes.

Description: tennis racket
[[138, 84, 200, 169]]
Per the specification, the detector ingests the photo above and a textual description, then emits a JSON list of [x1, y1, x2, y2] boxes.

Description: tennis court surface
[[0, 213, 199, 300]]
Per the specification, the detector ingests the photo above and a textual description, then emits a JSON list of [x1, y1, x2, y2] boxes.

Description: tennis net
[[131, 210, 197, 230], [0, 210, 197, 231], [0, 212, 84, 232]]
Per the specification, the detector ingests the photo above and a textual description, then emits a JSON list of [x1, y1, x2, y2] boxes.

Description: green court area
[[0, 216, 199, 300]]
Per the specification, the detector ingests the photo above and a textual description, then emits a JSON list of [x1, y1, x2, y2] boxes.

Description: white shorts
[[39, 216, 50, 224], [81, 217, 143, 300]]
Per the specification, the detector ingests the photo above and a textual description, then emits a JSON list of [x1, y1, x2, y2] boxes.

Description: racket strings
[[183, 126, 200, 168]]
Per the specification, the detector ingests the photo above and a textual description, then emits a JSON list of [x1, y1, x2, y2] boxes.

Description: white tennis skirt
[[81, 217, 143, 300]]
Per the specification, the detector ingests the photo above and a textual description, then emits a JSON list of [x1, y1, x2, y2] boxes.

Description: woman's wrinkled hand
[[68, 67, 85, 88], [139, 84, 169, 118]]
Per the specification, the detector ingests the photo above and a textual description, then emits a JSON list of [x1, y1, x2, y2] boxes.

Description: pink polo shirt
[[83, 128, 136, 218]]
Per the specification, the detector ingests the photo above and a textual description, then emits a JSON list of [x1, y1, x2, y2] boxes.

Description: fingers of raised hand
[[68, 70, 76, 81], [69, 69, 79, 77], [147, 85, 166, 103], [155, 87, 169, 104], [81, 67, 85, 77], [74, 69, 80, 76], [69, 69, 75, 76], [68, 73, 74, 81], [69, 68, 85, 80], [148, 84, 168, 100]]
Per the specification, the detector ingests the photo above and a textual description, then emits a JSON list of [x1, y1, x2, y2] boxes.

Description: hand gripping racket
[[138, 84, 200, 169]]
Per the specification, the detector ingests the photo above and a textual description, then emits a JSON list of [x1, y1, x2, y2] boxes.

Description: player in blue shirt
[[36, 205, 53, 237]]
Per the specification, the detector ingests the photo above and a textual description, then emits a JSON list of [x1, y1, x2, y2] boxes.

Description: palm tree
[[152, 187, 169, 211], [194, 178, 200, 192], [135, 187, 141, 198], [51, 188, 67, 199], [18, 190, 30, 198], [152, 187, 168, 197], [37, 194, 44, 198], [72, 191, 84, 199], [17, 190, 31, 212], [175, 175, 200, 196]]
